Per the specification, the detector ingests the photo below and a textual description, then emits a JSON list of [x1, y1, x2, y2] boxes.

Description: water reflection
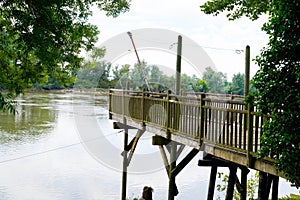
[[0, 92, 297, 200], [0, 93, 58, 144]]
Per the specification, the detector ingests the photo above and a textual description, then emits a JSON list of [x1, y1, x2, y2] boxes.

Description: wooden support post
[[226, 166, 237, 200], [258, 171, 268, 200], [168, 143, 177, 200], [266, 174, 273, 199], [272, 175, 279, 200], [244, 45, 250, 97], [240, 167, 249, 200], [121, 119, 128, 200], [154, 137, 198, 200], [247, 103, 254, 167], [175, 35, 182, 96], [172, 148, 198, 177], [207, 166, 218, 200]]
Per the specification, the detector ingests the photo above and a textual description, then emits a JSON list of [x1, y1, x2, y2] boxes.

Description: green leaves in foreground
[[0, 93, 16, 113], [200, 0, 300, 186]]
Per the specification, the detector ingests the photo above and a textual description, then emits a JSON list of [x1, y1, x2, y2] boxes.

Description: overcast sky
[[89, 0, 269, 80]]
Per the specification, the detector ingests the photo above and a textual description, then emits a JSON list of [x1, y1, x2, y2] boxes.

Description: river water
[[0, 92, 297, 200]]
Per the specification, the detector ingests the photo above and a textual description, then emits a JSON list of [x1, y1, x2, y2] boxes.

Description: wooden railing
[[109, 89, 265, 158]]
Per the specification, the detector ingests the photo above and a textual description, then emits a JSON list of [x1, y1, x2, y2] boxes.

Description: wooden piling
[[207, 166, 218, 200], [226, 166, 237, 200], [121, 118, 128, 200]]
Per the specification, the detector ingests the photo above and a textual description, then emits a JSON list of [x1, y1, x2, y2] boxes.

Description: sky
[[89, 0, 269, 80]]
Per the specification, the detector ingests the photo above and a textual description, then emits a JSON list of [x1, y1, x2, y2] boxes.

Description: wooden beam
[[235, 174, 243, 194], [240, 167, 249, 200], [169, 143, 178, 200], [272, 175, 279, 200], [126, 129, 145, 166], [198, 160, 231, 167], [176, 144, 185, 159], [113, 121, 135, 129], [159, 145, 170, 176], [152, 135, 171, 146], [172, 148, 199, 177], [258, 171, 268, 200], [225, 166, 237, 200], [207, 166, 218, 200], [121, 120, 128, 200]]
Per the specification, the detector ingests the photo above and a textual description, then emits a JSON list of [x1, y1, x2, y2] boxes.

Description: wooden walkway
[[109, 89, 281, 200], [109, 89, 278, 175]]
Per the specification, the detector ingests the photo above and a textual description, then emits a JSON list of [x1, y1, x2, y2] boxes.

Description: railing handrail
[[109, 89, 264, 157]]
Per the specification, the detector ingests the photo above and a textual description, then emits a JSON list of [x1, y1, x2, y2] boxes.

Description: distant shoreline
[[26, 88, 109, 95]]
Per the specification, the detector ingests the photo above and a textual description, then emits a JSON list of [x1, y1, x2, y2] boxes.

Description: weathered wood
[[244, 45, 250, 97], [198, 160, 231, 167], [272, 175, 279, 200], [226, 166, 237, 200], [121, 119, 128, 200], [176, 144, 185, 159], [127, 129, 145, 166], [152, 135, 171, 146], [109, 88, 279, 177], [169, 143, 177, 200], [172, 148, 198, 177], [159, 145, 170, 176], [113, 120, 138, 130], [247, 104, 254, 168], [240, 167, 249, 200], [207, 166, 218, 200], [258, 171, 268, 200]]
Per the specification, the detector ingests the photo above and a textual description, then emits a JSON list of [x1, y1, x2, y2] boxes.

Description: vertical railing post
[[142, 89, 145, 122], [247, 102, 254, 167], [166, 90, 171, 139], [122, 89, 125, 119], [199, 93, 206, 146], [109, 89, 112, 119]]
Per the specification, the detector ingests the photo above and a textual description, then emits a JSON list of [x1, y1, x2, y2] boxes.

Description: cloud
[[89, 0, 269, 79]]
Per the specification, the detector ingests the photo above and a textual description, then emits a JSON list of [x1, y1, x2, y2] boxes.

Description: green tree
[[231, 73, 244, 95], [192, 79, 208, 92], [0, 0, 130, 112], [111, 64, 130, 89], [201, 0, 300, 186], [129, 61, 150, 90], [75, 47, 112, 89], [202, 67, 228, 93]]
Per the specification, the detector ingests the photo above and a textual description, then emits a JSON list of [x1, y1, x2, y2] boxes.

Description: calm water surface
[[0, 92, 297, 200]]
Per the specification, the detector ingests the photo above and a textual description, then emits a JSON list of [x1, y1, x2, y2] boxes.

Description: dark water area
[[0, 92, 297, 199]]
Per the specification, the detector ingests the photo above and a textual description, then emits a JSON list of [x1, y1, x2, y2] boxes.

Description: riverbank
[[25, 88, 109, 95]]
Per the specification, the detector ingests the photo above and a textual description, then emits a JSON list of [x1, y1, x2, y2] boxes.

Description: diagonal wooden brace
[[171, 148, 199, 177], [126, 129, 145, 166]]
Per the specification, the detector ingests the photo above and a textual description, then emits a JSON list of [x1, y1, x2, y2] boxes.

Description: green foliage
[[252, 0, 300, 187], [231, 73, 244, 95], [0, 93, 16, 113], [202, 67, 228, 93], [192, 79, 209, 92], [216, 171, 259, 200], [75, 47, 113, 89], [201, 0, 300, 187], [200, 0, 270, 20], [0, 0, 130, 111], [279, 194, 300, 200]]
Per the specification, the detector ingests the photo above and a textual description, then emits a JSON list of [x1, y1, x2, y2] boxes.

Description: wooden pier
[[109, 89, 282, 200]]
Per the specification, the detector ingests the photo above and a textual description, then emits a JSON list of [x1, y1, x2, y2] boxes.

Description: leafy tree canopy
[[201, 0, 300, 186], [200, 0, 270, 20], [0, 0, 130, 112]]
